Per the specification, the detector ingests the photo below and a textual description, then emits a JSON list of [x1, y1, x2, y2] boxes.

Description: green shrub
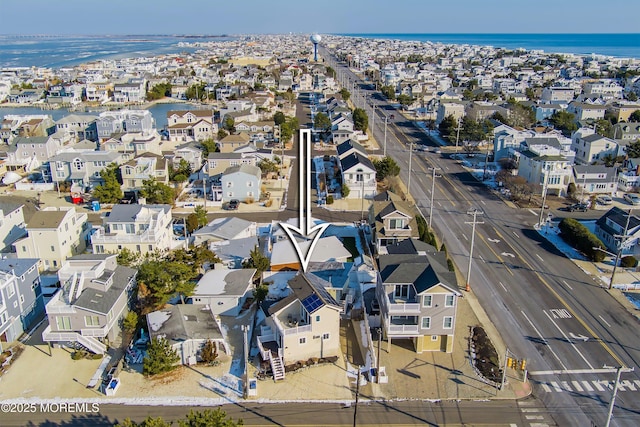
[[621, 255, 638, 268], [326, 195, 334, 204], [558, 218, 606, 261]]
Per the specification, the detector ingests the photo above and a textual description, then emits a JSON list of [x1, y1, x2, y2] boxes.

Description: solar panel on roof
[[302, 294, 323, 313]]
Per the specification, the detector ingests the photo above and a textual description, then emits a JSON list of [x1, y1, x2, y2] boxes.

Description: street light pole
[[538, 166, 550, 227], [610, 208, 633, 290], [465, 208, 484, 292], [455, 116, 462, 158], [605, 367, 623, 427], [428, 167, 441, 228]]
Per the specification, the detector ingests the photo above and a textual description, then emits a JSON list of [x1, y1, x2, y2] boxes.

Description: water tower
[[310, 34, 321, 61]]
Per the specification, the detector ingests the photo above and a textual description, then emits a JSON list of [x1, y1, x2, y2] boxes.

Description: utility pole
[[242, 325, 249, 399], [538, 166, 550, 227], [407, 142, 413, 200], [428, 167, 441, 228], [605, 367, 623, 427], [376, 328, 381, 382], [465, 208, 484, 292], [383, 116, 388, 157], [500, 348, 510, 391], [610, 208, 633, 290], [353, 366, 361, 427], [455, 116, 462, 158], [360, 177, 365, 222], [371, 103, 375, 132]]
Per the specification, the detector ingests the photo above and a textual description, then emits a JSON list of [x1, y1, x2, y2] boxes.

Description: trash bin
[[91, 201, 101, 211]]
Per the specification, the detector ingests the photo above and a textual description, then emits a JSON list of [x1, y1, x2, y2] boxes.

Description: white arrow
[[569, 332, 589, 342], [280, 128, 330, 272], [488, 238, 501, 243], [501, 252, 515, 258]]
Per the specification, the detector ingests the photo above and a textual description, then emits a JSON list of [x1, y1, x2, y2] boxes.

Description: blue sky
[[3, 0, 639, 35]]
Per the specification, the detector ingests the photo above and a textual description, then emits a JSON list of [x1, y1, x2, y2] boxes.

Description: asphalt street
[[322, 46, 640, 427]]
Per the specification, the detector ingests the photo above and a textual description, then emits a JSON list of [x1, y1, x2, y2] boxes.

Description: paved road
[[322, 46, 640, 427], [0, 398, 558, 427]]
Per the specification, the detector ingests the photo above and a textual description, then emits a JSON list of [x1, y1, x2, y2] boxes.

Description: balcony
[[273, 315, 312, 336], [383, 292, 421, 315], [388, 324, 420, 335]]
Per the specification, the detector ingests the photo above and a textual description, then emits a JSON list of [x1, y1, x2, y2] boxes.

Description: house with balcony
[[369, 198, 419, 251], [54, 114, 98, 142], [96, 110, 155, 143], [572, 165, 617, 199], [571, 132, 619, 165], [338, 152, 376, 200], [163, 143, 203, 172], [13, 207, 89, 271], [594, 207, 640, 257], [47, 151, 122, 191], [206, 152, 257, 180], [376, 250, 461, 353], [91, 204, 172, 256], [166, 110, 217, 142], [0, 258, 42, 350], [119, 153, 168, 192], [147, 304, 228, 365], [257, 273, 342, 380], [41, 254, 137, 354], [516, 138, 574, 196]]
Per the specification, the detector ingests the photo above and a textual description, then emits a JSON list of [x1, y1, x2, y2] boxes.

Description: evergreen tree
[[143, 337, 180, 376], [352, 108, 368, 133], [93, 163, 123, 203], [242, 246, 269, 277]]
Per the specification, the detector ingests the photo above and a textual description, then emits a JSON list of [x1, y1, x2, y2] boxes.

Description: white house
[[190, 268, 256, 316], [339, 152, 376, 199]]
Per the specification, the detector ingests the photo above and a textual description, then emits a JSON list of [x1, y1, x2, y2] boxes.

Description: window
[[315, 315, 320, 322], [445, 295, 455, 307], [73, 158, 84, 170], [322, 333, 330, 340], [389, 219, 404, 229], [0, 312, 7, 325], [136, 245, 141, 253], [85, 316, 100, 327], [394, 284, 409, 299], [421, 317, 431, 329], [443, 316, 453, 329], [13, 301, 18, 308], [227, 182, 233, 188], [56, 316, 72, 331], [423, 295, 432, 307], [299, 337, 306, 345], [431, 335, 438, 341], [50, 245, 55, 252], [7, 282, 15, 297]]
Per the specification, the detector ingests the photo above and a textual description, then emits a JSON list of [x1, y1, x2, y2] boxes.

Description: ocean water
[[0, 34, 234, 68], [340, 33, 640, 59]]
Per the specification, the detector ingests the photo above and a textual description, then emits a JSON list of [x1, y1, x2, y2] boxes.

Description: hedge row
[[558, 218, 606, 262]]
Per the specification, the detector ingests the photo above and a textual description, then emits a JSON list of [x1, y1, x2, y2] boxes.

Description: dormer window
[[389, 219, 405, 229]]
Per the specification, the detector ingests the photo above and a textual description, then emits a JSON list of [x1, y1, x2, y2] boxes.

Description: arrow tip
[[280, 222, 331, 272]]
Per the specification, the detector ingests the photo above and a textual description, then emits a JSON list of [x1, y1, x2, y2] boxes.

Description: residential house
[[336, 139, 368, 161], [210, 236, 260, 269], [612, 122, 640, 142], [235, 121, 275, 146], [376, 247, 461, 353], [220, 164, 261, 203], [119, 153, 168, 192], [369, 198, 419, 251], [164, 142, 203, 172], [569, 102, 606, 121], [0, 201, 26, 253], [493, 124, 535, 161], [330, 115, 355, 145], [572, 165, 617, 199], [13, 207, 89, 271], [147, 304, 228, 365], [91, 204, 172, 256], [96, 110, 155, 142], [41, 254, 137, 354], [12, 136, 61, 165], [435, 101, 465, 125], [465, 101, 509, 122], [516, 138, 574, 196], [541, 86, 576, 103], [47, 151, 122, 191], [257, 273, 342, 380], [112, 81, 146, 103], [101, 131, 162, 160], [0, 258, 42, 350], [533, 102, 567, 122], [595, 207, 640, 258], [166, 110, 217, 142], [338, 152, 376, 199], [618, 158, 640, 192], [206, 152, 257, 180], [192, 217, 257, 246], [54, 114, 98, 142], [571, 132, 619, 165], [190, 268, 256, 316], [607, 103, 640, 123], [270, 235, 351, 272], [217, 134, 251, 154]]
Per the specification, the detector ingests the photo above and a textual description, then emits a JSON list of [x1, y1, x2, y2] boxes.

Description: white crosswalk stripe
[[538, 378, 640, 394]]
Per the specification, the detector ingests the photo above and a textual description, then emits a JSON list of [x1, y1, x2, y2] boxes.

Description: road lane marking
[[572, 381, 584, 391], [512, 231, 519, 238], [536, 254, 544, 261], [551, 381, 563, 392], [541, 383, 552, 392], [521, 408, 540, 412], [581, 381, 594, 392], [621, 380, 637, 391], [562, 280, 573, 290], [521, 310, 567, 370], [499, 281, 507, 292], [549, 308, 572, 319], [543, 310, 594, 369], [598, 315, 611, 328], [526, 415, 544, 420], [528, 209, 538, 216], [592, 381, 606, 391]]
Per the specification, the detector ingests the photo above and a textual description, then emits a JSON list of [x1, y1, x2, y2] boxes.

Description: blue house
[[220, 164, 262, 203]]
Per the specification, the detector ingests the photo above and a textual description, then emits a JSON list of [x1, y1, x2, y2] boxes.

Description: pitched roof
[[222, 164, 261, 178], [194, 268, 255, 297], [378, 253, 458, 294], [193, 217, 254, 240], [147, 304, 223, 344], [339, 152, 375, 172], [74, 265, 136, 314], [27, 209, 69, 229]]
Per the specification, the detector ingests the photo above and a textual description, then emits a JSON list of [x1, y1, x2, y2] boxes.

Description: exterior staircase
[[77, 334, 107, 355], [268, 351, 285, 381]]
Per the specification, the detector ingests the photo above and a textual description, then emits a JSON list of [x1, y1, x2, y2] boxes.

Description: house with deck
[[257, 273, 342, 380]]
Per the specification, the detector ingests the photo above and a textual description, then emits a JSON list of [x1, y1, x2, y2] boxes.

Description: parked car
[[568, 203, 588, 212], [624, 193, 640, 205], [596, 195, 613, 205], [226, 199, 240, 210]]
